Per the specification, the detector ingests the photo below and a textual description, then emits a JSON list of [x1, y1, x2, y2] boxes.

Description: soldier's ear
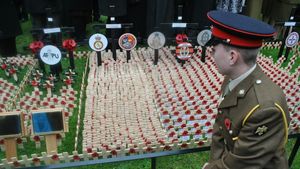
[[229, 49, 239, 65]]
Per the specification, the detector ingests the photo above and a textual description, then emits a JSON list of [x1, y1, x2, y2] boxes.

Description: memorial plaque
[[31, 108, 65, 136], [197, 29, 212, 46], [0, 112, 23, 138], [118, 33, 137, 51], [89, 33, 108, 52], [147, 32, 166, 49], [39, 45, 62, 65]]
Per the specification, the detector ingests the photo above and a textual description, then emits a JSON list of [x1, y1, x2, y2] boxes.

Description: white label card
[[106, 24, 122, 29], [43, 28, 61, 34], [172, 23, 187, 28], [284, 22, 296, 27]]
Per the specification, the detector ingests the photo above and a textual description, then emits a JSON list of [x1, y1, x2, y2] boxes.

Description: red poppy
[[129, 148, 136, 154], [56, 134, 62, 140], [167, 125, 174, 130], [177, 118, 183, 123], [185, 110, 191, 115], [164, 145, 172, 151], [189, 115, 195, 121], [196, 109, 201, 114], [13, 161, 21, 167], [16, 138, 23, 144], [181, 143, 188, 148], [146, 147, 153, 152], [162, 110, 168, 115], [86, 148, 92, 153], [61, 100, 67, 105], [182, 131, 189, 136], [29, 41, 44, 54], [62, 39, 77, 51], [163, 119, 170, 123], [168, 131, 176, 137], [205, 121, 211, 126], [224, 118, 231, 130], [32, 158, 40, 163], [195, 130, 202, 135], [64, 112, 69, 117], [111, 150, 117, 156], [73, 155, 80, 161], [33, 136, 40, 142], [51, 154, 59, 161], [198, 141, 204, 146]]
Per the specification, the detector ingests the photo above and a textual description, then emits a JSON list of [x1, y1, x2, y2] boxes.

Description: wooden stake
[[45, 135, 57, 153], [4, 138, 17, 161]]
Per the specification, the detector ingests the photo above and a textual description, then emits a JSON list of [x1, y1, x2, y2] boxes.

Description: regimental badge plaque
[[39, 45, 62, 65], [147, 32, 166, 49], [285, 32, 299, 48], [197, 29, 212, 46], [118, 33, 137, 51], [176, 42, 194, 60], [89, 33, 108, 51]]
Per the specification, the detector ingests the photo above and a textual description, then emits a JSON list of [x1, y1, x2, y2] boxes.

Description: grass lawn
[[0, 19, 299, 169]]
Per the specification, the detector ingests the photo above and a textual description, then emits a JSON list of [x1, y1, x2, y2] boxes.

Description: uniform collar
[[219, 65, 261, 109], [228, 64, 256, 92]]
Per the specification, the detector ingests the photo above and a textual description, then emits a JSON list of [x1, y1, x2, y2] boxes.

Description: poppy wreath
[[29, 41, 44, 54], [62, 39, 77, 51]]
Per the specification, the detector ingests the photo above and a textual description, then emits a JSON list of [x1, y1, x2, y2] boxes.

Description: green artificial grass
[[0, 20, 299, 169]]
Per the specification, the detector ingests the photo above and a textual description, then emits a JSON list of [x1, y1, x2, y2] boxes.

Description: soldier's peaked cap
[[206, 10, 276, 48]]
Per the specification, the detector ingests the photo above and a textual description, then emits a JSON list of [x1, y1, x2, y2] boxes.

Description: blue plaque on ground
[[31, 108, 65, 135]]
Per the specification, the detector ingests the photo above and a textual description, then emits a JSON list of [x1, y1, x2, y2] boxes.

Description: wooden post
[[154, 49, 158, 65], [45, 135, 57, 153], [4, 138, 17, 161]]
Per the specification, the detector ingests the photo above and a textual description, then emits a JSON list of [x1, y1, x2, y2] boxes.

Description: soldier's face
[[209, 44, 231, 75]]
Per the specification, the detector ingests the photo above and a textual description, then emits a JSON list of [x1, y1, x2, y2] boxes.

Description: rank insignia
[[255, 125, 268, 136]]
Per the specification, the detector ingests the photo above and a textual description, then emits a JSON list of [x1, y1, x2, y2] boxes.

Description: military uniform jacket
[[207, 66, 290, 169]]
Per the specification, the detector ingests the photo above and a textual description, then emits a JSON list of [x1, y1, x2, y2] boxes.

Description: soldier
[[0, 0, 22, 57], [202, 10, 290, 169]]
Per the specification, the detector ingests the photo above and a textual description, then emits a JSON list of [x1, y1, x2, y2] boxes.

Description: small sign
[[172, 23, 187, 28], [118, 33, 137, 51], [147, 31, 166, 49], [31, 108, 66, 136], [0, 111, 24, 138], [89, 33, 108, 51], [47, 17, 53, 22], [176, 42, 194, 60], [285, 32, 299, 48], [197, 29, 212, 46], [106, 24, 122, 29], [39, 45, 62, 65], [284, 22, 296, 27], [43, 28, 61, 34]]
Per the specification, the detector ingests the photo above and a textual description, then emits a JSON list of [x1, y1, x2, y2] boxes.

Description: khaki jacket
[[207, 66, 290, 169]]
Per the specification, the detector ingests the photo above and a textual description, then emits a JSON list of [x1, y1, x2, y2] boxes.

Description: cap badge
[[255, 125, 268, 136]]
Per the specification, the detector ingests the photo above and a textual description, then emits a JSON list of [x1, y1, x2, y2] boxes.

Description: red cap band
[[212, 26, 263, 48]]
